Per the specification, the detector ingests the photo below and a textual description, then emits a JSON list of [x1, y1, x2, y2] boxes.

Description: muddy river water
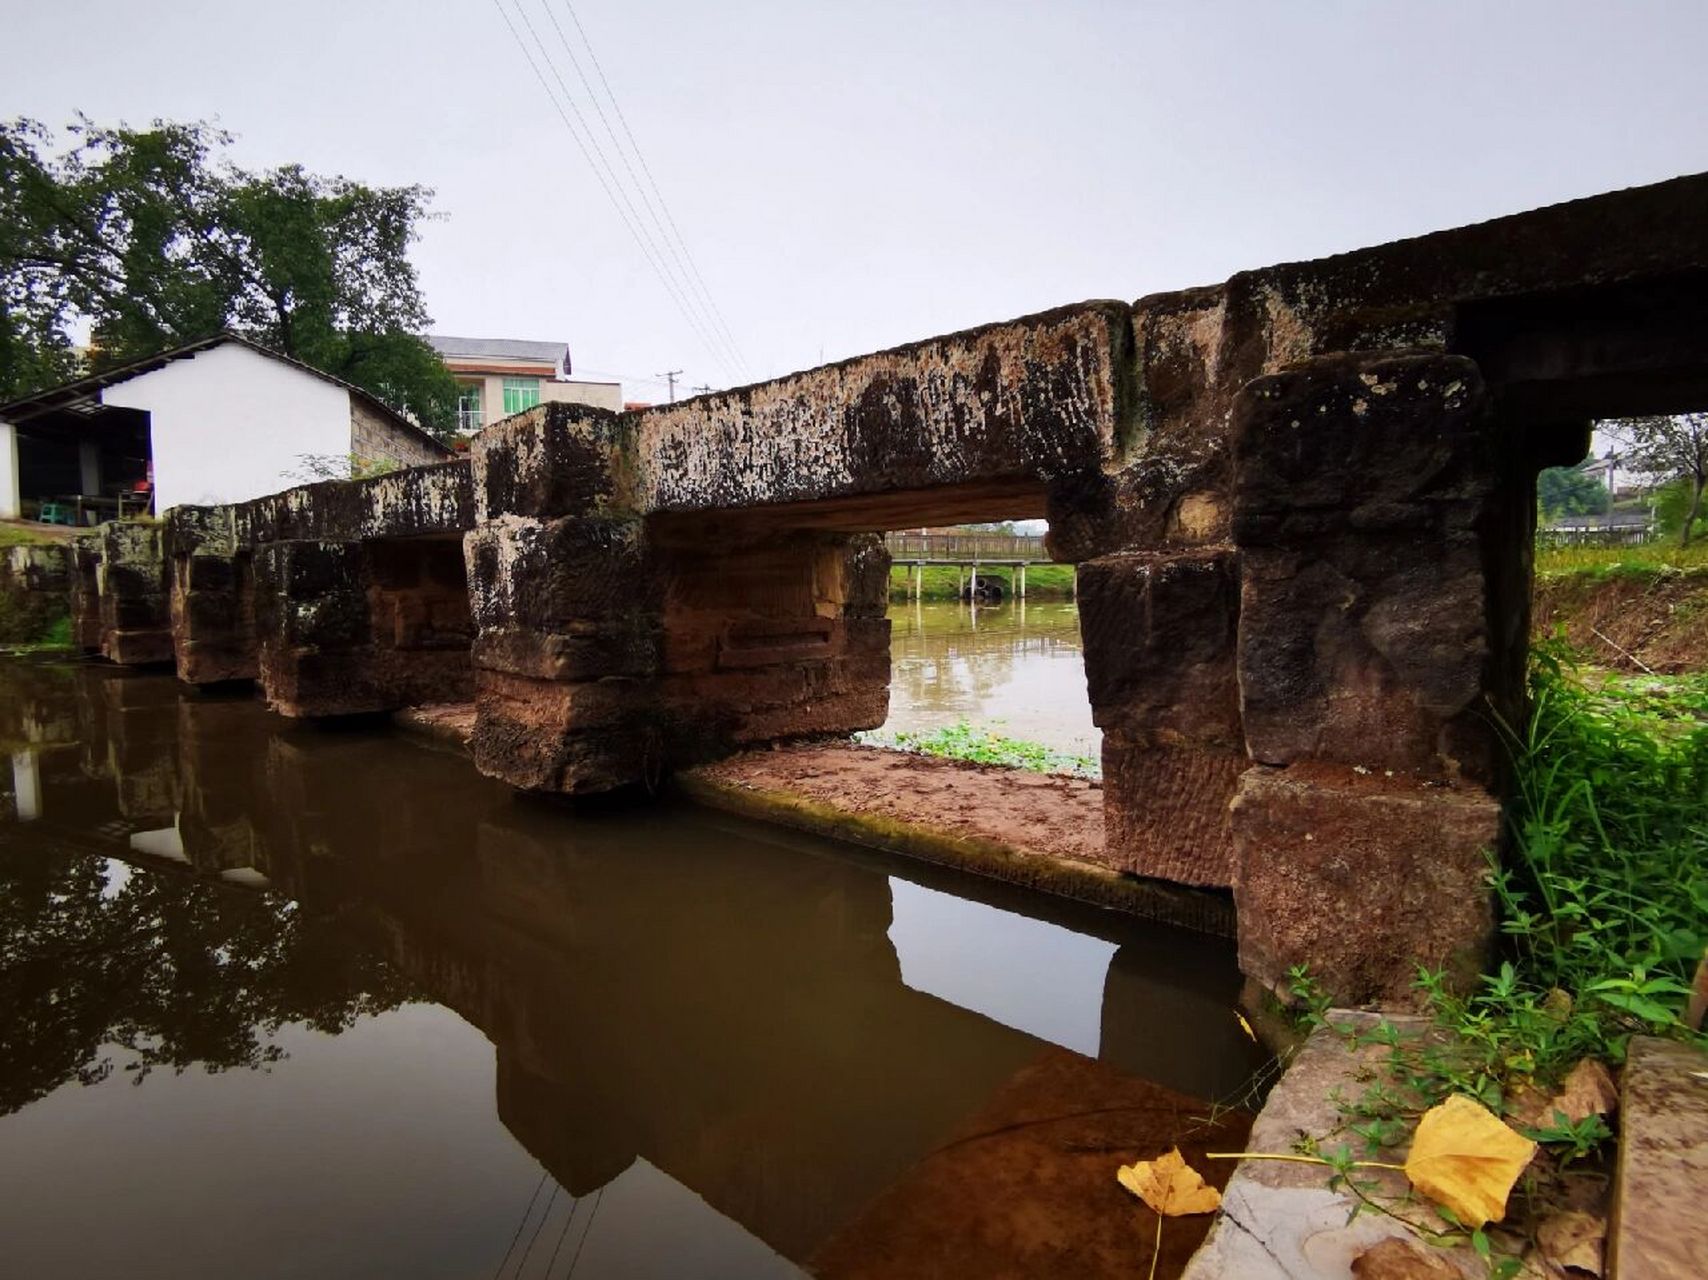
[[0, 603, 1265, 1278]]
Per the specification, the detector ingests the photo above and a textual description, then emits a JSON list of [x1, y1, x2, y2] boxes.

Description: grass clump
[[1492, 648, 1706, 1048], [868, 720, 1099, 778]]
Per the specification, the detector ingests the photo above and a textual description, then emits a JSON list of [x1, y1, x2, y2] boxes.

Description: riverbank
[[888, 562, 1076, 601]]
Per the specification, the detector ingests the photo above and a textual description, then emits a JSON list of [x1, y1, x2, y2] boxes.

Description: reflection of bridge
[[1, 663, 1265, 1276], [882, 532, 1058, 600]]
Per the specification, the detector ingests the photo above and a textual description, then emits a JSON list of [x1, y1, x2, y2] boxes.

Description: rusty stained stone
[[166, 505, 257, 684], [1609, 1037, 1708, 1280], [253, 537, 472, 718], [1230, 764, 1499, 1006]]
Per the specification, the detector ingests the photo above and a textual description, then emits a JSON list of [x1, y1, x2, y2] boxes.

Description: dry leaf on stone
[[1116, 1147, 1222, 1216], [1536, 1210, 1605, 1277], [1404, 1094, 1537, 1228], [1349, 1236, 1463, 1279], [1548, 1059, 1618, 1127]]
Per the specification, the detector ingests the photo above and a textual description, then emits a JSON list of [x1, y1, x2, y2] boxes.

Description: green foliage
[[1536, 465, 1608, 520], [1652, 476, 1708, 543], [1496, 650, 1707, 1038], [872, 719, 1098, 777], [0, 115, 458, 435]]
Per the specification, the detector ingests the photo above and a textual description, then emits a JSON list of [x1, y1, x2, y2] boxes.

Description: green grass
[[0, 524, 65, 550], [1535, 539, 1708, 582], [888, 563, 1076, 601], [863, 720, 1099, 777]]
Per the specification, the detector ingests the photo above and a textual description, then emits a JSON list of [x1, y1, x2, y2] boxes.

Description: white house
[[0, 334, 451, 522]]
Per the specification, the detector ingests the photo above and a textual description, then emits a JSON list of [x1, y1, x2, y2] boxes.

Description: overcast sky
[[6, 1, 1707, 402]]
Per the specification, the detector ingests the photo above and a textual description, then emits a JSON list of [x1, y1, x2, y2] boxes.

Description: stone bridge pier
[[42, 171, 1708, 1007]]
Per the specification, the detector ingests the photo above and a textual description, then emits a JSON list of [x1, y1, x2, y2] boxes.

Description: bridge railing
[[884, 532, 1050, 561]]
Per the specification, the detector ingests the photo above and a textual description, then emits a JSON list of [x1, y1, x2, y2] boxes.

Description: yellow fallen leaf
[[1117, 1147, 1222, 1216], [1235, 1011, 1257, 1042], [1404, 1094, 1536, 1228]]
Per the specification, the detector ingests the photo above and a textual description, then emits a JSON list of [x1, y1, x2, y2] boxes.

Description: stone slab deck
[[1610, 1036, 1708, 1279], [1184, 1013, 1484, 1280], [679, 742, 1235, 937]]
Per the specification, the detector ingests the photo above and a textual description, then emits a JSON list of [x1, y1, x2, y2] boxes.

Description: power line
[[554, 0, 752, 379], [490, 0, 737, 380], [538, 0, 748, 378]]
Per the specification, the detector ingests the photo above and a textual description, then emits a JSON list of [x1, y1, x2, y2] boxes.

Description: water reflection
[[0, 661, 1264, 1278], [882, 600, 1096, 757]]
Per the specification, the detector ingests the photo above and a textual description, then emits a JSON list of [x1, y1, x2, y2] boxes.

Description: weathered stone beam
[[633, 302, 1133, 519], [238, 457, 474, 544]]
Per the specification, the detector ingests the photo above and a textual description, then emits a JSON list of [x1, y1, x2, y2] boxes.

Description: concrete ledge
[[1610, 1036, 1708, 1279], [1183, 1014, 1481, 1280]]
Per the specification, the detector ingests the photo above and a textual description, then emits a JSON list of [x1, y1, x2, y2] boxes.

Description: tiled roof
[[426, 335, 569, 372]]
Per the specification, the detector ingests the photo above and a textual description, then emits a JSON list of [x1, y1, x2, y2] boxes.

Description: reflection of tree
[[0, 843, 411, 1115]]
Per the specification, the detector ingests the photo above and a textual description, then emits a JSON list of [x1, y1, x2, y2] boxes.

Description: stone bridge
[[59, 171, 1708, 1004]]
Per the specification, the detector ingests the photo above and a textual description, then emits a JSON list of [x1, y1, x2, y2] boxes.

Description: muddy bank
[[1533, 567, 1708, 672], [680, 743, 1235, 937]]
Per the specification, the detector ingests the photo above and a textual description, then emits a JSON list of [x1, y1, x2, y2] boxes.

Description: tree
[[0, 116, 459, 436], [1605, 414, 1708, 547], [1536, 464, 1608, 521]]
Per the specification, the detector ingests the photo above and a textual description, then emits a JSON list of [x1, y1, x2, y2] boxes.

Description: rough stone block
[[1230, 764, 1498, 1006], [1234, 352, 1511, 783], [471, 669, 656, 793], [634, 303, 1128, 515], [1078, 548, 1241, 746], [465, 515, 657, 634], [1101, 734, 1245, 886]]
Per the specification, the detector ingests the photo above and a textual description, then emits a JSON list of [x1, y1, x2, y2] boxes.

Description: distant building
[[427, 336, 622, 435], [0, 333, 450, 521]]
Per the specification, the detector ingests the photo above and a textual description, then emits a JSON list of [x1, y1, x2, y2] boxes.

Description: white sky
[[6, 1, 1707, 402]]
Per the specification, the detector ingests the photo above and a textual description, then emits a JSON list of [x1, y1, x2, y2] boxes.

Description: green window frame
[[502, 377, 541, 415]]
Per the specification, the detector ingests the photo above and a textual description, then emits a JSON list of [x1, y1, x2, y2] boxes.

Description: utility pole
[[690, 384, 712, 397], [657, 369, 683, 402]]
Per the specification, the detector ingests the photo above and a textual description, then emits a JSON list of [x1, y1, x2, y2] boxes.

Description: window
[[457, 382, 484, 434], [502, 377, 541, 415]]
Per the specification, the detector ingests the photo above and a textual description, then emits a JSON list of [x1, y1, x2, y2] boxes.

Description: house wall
[[101, 344, 349, 514], [349, 398, 446, 469], [456, 368, 624, 433]]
